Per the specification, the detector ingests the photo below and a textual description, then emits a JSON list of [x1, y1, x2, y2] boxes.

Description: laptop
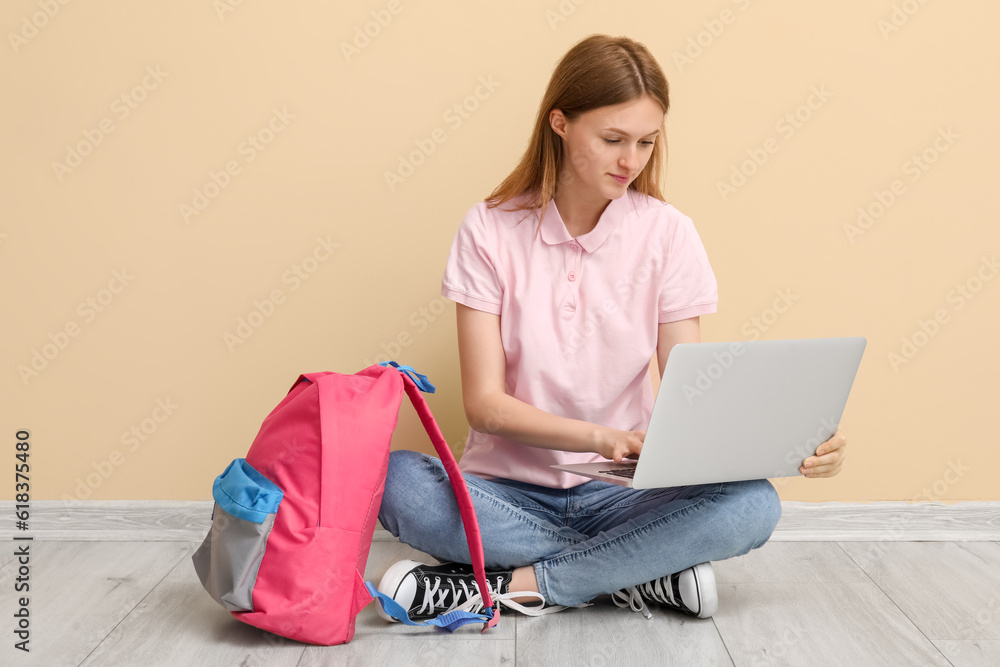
[[551, 337, 866, 489]]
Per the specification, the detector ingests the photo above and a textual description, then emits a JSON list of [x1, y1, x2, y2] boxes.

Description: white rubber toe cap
[[374, 559, 423, 622], [680, 561, 718, 618]]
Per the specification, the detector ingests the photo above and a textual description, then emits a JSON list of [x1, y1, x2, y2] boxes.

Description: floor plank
[[3, 533, 995, 664], [713, 540, 871, 584], [517, 598, 734, 666], [0, 541, 191, 667], [298, 638, 514, 666], [839, 541, 1000, 641], [712, 582, 952, 666], [932, 639, 1000, 667], [0, 546, 15, 570], [79, 543, 307, 667]]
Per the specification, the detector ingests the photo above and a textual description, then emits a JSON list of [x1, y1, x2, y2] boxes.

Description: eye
[[604, 138, 655, 146]]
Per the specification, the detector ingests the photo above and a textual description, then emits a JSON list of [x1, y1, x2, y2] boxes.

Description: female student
[[376, 33, 847, 622]]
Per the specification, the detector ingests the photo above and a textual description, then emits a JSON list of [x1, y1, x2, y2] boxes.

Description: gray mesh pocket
[[192, 502, 278, 612]]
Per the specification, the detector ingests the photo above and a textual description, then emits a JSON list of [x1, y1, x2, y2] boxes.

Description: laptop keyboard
[[599, 467, 637, 479]]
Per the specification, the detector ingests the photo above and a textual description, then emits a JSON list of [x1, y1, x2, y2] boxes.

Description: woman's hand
[[593, 427, 646, 463], [800, 430, 847, 478]]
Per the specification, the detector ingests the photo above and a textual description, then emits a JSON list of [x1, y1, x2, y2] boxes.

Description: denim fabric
[[378, 449, 783, 607]]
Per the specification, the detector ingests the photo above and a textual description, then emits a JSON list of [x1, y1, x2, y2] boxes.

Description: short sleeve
[[658, 212, 718, 323], [440, 205, 504, 315]]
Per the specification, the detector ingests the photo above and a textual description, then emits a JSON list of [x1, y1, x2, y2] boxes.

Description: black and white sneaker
[[611, 561, 718, 619], [375, 560, 565, 622]]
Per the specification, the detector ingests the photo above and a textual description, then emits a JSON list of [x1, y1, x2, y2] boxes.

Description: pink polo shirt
[[440, 188, 718, 488]]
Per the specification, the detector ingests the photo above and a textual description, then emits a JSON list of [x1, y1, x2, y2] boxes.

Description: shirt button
[[568, 271, 576, 281], [569, 244, 579, 252]]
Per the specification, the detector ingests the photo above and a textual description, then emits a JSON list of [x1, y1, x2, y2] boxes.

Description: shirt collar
[[539, 190, 634, 253]]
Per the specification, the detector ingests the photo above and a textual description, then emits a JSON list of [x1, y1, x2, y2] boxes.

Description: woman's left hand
[[800, 430, 847, 478]]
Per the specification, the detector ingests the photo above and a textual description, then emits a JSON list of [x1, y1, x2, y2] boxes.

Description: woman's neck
[[553, 186, 611, 238]]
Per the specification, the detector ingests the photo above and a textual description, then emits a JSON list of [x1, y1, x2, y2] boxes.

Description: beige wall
[[2, 0, 997, 502]]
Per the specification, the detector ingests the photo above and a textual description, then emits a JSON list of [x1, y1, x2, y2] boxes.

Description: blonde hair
[[485, 34, 670, 236]]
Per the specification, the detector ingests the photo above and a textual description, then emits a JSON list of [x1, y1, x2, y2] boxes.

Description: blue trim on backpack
[[212, 458, 284, 524], [378, 361, 436, 393], [365, 581, 493, 632]]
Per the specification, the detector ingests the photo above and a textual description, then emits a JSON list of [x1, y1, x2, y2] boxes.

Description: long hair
[[485, 34, 670, 236]]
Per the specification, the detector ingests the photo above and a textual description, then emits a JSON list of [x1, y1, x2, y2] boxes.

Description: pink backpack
[[192, 361, 499, 645]]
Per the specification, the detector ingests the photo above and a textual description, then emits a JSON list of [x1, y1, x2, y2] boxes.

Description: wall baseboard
[[1, 500, 997, 542]]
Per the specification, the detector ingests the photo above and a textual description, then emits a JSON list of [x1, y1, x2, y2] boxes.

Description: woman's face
[[550, 95, 664, 199]]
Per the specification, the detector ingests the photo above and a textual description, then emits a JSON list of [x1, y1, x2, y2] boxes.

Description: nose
[[619, 145, 640, 173]]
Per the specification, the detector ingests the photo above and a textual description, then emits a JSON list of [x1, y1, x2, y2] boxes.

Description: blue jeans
[[377, 450, 783, 607]]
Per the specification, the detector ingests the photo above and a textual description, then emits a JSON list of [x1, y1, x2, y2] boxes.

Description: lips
[[610, 173, 629, 184]]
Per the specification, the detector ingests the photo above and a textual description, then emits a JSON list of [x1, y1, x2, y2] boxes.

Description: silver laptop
[[551, 337, 866, 489]]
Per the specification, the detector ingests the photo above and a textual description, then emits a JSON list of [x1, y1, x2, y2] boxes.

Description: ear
[[549, 109, 567, 139]]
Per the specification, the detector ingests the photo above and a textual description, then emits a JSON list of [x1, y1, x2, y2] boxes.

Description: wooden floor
[[1, 534, 999, 666]]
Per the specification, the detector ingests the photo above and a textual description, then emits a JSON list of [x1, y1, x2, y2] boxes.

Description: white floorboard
[[712, 540, 872, 584], [78, 543, 308, 667], [838, 541, 1000, 641], [3, 502, 999, 665], [0, 541, 191, 667], [298, 637, 515, 667], [712, 582, 952, 666], [932, 639, 1000, 667], [517, 598, 734, 666]]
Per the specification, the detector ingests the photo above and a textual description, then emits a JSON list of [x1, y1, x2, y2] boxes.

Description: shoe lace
[[418, 575, 574, 617], [639, 576, 678, 606], [612, 575, 676, 620], [417, 574, 503, 616], [454, 589, 573, 617]]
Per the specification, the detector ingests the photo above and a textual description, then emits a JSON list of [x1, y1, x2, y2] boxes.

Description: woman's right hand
[[593, 427, 646, 463]]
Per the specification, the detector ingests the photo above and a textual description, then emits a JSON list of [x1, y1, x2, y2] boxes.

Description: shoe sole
[[374, 559, 424, 623], [690, 561, 718, 619]]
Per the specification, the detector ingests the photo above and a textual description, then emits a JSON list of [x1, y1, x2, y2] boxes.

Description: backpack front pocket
[[192, 458, 284, 612]]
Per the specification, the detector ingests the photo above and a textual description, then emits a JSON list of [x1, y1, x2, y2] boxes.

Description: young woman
[[375, 33, 847, 622]]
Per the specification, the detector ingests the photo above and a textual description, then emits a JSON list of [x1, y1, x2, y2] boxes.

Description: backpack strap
[[363, 582, 494, 632], [381, 361, 500, 631], [378, 360, 435, 392]]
